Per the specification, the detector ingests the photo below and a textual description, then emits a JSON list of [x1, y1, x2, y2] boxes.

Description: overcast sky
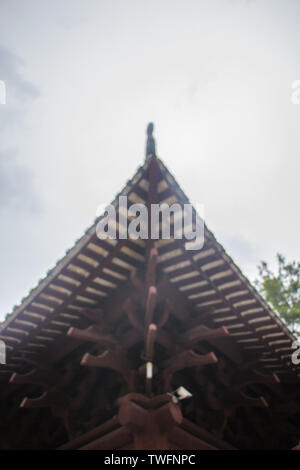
[[0, 0, 299, 320]]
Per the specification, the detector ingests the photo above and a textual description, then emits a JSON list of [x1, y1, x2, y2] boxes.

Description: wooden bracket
[[123, 299, 143, 331], [179, 325, 229, 348], [145, 286, 157, 326], [67, 325, 118, 348], [9, 368, 57, 388], [145, 323, 157, 362], [145, 247, 158, 294], [157, 299, 171, 329], [81, 349, 135, 390], [162, 350, 218, 391], [117, 392, 182, 449], [232, 369, 280, 390]]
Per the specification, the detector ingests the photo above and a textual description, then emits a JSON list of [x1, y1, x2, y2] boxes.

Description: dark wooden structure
[[0, 139, 300, 449]]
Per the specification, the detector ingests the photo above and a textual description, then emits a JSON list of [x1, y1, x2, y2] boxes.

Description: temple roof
[[0, 156, 297, 381], [0, 150, 300, 449]]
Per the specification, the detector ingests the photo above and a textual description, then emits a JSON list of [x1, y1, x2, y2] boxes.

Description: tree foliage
[[255, 254, 300, 335]]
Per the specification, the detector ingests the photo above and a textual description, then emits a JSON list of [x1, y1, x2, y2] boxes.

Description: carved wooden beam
[[117, 392, 182, 450], [81, 349, 135, 389], [157, 299, 171, 329], [118, 392, 171, 410], [145, 286, 157, 326], [119, 329, 142, 349], [145, 323, 157, 362], [9, 368, 57, 388], [162, 351, 218, 391], [164, 350, 218, 376], [119, 327, 171, 351], [220, 390, 269, 409], [81, 349, 130, 372], [79, 426, 133, 450], [168, 426, 217, 450], [156, 329, 173, 350], [152, 402, 183, 433], [156, 273, 170, 302], [20, 389, 68, 412], [144, 323, 157, 395], [118, 400, 150, 431], [208, 335, 244, 365], [145, 247, 158, 293], [20, 391, 51, 409], [232, 369, 280, 390], [58, 416, 119, 450], [67, 325, 118, 348], [123, 299, 143, 331], [177, 239, 289, 370], [179, 325, 229, 348], [130, 271, 144, 293]]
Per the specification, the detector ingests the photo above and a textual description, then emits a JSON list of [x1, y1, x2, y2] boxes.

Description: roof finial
[[145, 122, 156, 159]]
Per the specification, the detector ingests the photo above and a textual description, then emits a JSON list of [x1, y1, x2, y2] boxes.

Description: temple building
[[0, 125, 299, 450]]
